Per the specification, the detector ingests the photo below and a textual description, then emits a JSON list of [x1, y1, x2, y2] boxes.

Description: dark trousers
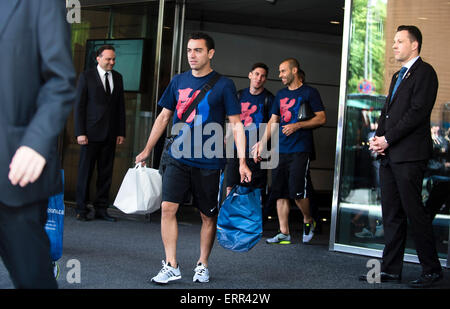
[[425, 179, 450, 219], [0, 200, 57, 289], [379, 159, 442, 275], [76, 140, 116, 214]]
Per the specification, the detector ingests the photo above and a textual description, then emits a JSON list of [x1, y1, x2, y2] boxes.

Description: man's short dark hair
[[188, 32, 215, 51], [298, 68, 306, 83], [96, 45, 115, 57], [397, 25, 422, 54], [251, 62, 269, 75]]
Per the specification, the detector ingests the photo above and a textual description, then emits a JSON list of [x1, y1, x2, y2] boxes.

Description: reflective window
[[64, 3, 176, 201], [335, 0, 449, 262]]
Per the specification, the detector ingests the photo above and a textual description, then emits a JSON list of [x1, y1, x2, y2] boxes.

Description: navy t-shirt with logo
[[270, 84, 324, 154], [158, 70, 240, 169], [237, 88, 274, 154]]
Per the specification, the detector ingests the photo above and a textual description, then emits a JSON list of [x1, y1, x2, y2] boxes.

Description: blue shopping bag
[[216, 185, 263, 252], [45, 170, 65, 262]]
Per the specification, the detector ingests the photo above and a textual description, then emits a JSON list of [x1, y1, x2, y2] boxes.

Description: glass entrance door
[[331, 0, 449, 267], [63, 1, 179, 204]]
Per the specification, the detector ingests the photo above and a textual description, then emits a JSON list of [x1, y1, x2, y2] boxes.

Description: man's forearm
[[233, 121, 247, 160], [259, 117, 277, 149], [144, 112, 171, 152]]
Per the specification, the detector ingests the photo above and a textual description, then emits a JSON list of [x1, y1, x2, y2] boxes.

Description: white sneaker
[[355, 227, 375, 239], [52, 262, 60, 279], [302, 220, 316, 243], [374, 224, 384, 237], [151, 260, 181, 284], [266, 232, 291, 244], [193, 263, 210, 283]]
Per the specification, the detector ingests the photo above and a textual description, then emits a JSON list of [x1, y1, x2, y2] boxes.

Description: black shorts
[[270, 152, 312, 200], [162, 155, 220, 217], [224, 158, 267, 189]]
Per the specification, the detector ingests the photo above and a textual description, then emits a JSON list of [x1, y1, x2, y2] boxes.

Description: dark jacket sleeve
[[375, 74, 395, 138], [118, 74, 126, 137], [74, 72, 88, 137], [375, 104, 386, 137], [20, 0, 76, 159]]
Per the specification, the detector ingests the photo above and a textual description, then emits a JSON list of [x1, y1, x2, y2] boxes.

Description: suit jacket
[[74, 68, 126, 142], [0, 0, 76, 206], [375, 57, 438, 163]]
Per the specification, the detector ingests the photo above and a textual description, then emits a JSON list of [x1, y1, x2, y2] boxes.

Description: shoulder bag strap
[[180, 72, 222, 123]]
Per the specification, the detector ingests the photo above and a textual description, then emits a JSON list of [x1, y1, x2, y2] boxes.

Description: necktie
[[390, 66, 407, 101], [105, 72, 111, 96]]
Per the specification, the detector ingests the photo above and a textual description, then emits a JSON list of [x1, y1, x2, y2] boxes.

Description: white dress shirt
[[97, 65, 114, 94], [402, 56, 420, 79]]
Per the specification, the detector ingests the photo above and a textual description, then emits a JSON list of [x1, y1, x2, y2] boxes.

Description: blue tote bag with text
[[217, 185, 263, 252], [45, 170, 65, 262]]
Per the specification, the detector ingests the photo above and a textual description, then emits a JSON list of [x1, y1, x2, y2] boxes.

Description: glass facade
[[331, 0, 449, 266], [63, 2, 177, 202]]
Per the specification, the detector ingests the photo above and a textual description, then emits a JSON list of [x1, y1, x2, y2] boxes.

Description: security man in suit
[[0, 0, 75, 288], [74, 45, 126, 222], [367, 25, 443, 288]]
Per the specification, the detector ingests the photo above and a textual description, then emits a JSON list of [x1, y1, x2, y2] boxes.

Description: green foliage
[[348, 0, 387, 95]]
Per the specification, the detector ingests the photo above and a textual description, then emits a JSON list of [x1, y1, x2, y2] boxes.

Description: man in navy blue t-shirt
[[136, 33, 251, 285], [254, 58, 326, 244], [224, 62, 274, 195]]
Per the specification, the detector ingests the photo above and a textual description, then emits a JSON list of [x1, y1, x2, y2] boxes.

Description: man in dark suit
[[0, 0, 75, 288], [74, 45, 126, 222], [368, 25, 443, 288]]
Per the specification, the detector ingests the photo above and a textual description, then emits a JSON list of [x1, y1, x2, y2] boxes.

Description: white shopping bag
[[114, 163, 162, 214]]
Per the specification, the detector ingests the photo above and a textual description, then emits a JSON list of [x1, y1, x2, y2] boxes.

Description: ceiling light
[[418, 17, 428, 20], [330, 20, 340, 24]]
